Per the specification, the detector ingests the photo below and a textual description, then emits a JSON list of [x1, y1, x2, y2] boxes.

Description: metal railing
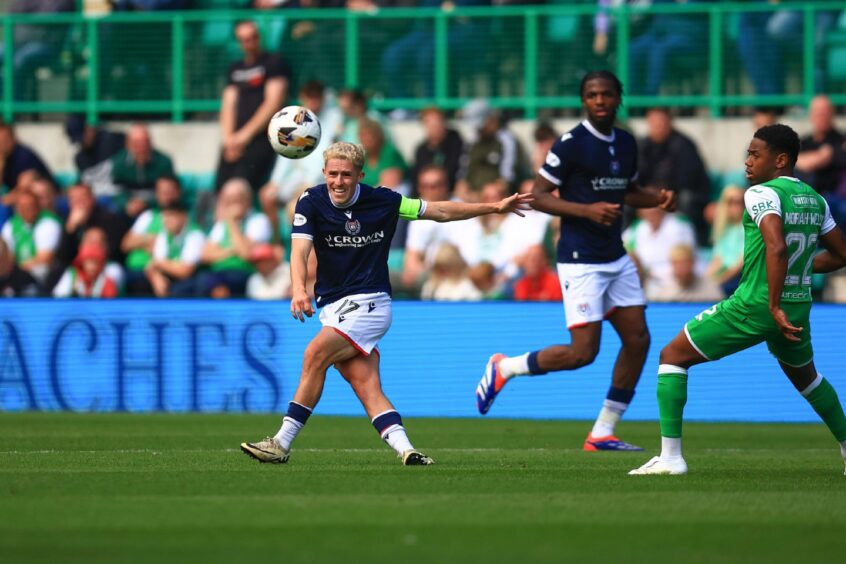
[[1, 2, 845, 122]]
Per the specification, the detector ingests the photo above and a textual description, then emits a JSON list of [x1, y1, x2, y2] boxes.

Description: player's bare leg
[[573, 306, 651, 450], [241, 328, 358, 463], [337, 352, 433, 465], [476, 323, 600, 415], [779, 360, 846, 474], [630, 329, 706, 475]]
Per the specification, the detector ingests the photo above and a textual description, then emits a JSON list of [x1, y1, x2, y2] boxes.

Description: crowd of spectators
[[2, 3, 846, 302], [2, 87, 846, 302]]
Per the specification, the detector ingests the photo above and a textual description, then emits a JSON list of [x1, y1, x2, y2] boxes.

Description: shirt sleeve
[[34, 219, 61, 252], [245, 214, 272, 243], [291, 191, 316, 240], [398, 196, 427, 221], [1, 223, 14, 253], [131, 210, 153, 234], [180, 231, 205, 265], [744, 185, 782, 226], [208, 222, 225, 244], [151, 232, 167, 259], [538, 133, 574, 187], [52, 269, 73, 298], [267, 55, 292, 81], [821, 198, 837, 235]]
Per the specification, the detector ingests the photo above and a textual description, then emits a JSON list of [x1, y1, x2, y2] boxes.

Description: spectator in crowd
[[796, 95, 846, 197], [0, 122, 52, 200], [456, 99, 528, 198], [65, 115, 125, 199], [359, 118, 407, 189], [1, 189, 61, 285], [468, 261, 504, 300], [1, 0, 75, 104], [29, 175, 60, 218], [0, 238, 39, 297], [144, 201, 205, 298], [624, 206, 696, 295], [513, 244, 563, 302], [52, 243, 120, 299], [52, 183, 127, 290], [216, 20, 290, 193], [380, 0, 485, 101], [647, 244, 723, 303], [519, 122, 558, 195], [245, 243, 291, 300], [259, 80, 343, 239], [113, 0, 189, 9], [637, 107, 712, 244], [337, 88, 391, 144], [110, 124, 175, 218], [628, 0, 707, 96], [401, 165, 457, 291], [199, 177, 272, 298], [421, 242, 483, 301], [737, 4, 839, 95], [121, 175, 182, 295], [704, 185, 745, 295], [411, 107, 464, 193]]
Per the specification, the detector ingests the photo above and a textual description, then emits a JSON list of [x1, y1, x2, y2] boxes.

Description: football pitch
[[2, 413, 845, 563]]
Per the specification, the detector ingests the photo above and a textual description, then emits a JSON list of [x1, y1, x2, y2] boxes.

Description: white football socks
[[383, 426, 414, 455], [274, 416, 304, 451], [590, 399, 629, 437], [661, 436, 683, 460], [498, 353, 530, 380]]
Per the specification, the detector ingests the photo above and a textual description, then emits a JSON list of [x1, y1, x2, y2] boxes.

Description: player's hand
[[771, 307, 803, 342], [290, 289, 314, 323], [495, 193, 534, 217], [583, 202, 621, 226], [657, 188, 677, 212]]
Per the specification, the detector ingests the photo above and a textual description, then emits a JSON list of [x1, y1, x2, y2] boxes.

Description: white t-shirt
[[624, 214, 697, 291], [130, 209, 155, 234], [420, 277, 483, 301], [53, 262, 124, 297], [208, 213, 272, 246], [246, 263, 292, 300], [152, 229, 206, 265], [1, 215, 62, 256]]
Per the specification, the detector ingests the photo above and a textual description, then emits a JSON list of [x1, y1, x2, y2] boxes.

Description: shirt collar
[[582, 119, 616, 143], [329, 183, 361, 209]]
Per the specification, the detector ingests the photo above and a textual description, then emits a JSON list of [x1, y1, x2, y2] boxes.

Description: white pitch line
[[0, 447, 836, 455]]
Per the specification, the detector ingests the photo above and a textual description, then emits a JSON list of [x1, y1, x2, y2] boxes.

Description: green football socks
[[657, 365, 689, 439], [802, 375, 846, 442]]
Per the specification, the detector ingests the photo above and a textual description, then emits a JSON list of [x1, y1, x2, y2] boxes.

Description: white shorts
[[319, 292, 392, 355], [557, 254, 646, 329]]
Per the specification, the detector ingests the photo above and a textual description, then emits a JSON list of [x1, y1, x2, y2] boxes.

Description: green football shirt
[[735, 176, 835, 307]]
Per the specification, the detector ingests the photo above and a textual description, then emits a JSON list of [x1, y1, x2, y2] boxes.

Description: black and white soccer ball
[[267, 105, 322, 159]]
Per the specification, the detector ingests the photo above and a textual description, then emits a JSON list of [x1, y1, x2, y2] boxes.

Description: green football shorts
[[684, 298, 813, 367]]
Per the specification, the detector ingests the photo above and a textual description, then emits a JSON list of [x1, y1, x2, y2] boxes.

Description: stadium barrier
[[1, 300, 844, 422], [2, 2, 846, 122]]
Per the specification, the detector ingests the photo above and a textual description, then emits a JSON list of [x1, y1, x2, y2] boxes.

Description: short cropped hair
[[580, 70, 624, 98], [754, 123, 800, 167], [323, 141, 365, 170]]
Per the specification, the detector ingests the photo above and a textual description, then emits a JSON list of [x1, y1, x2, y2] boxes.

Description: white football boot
[[240, 437, 290, 463], [628, 455, 688, 475]]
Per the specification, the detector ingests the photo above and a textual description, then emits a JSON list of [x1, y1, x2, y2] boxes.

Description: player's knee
[[302, 343, 332, 373], [658, 344, 677, 366], [565, 345, 599, 368], [624, 328, 650, 353]]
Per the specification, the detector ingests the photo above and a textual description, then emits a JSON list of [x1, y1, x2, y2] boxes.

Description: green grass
[[1, 413, 845, 563]]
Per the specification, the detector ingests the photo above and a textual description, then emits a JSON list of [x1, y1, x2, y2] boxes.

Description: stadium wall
[[20, 117, 846, 179], [1, 300, 844, 423]]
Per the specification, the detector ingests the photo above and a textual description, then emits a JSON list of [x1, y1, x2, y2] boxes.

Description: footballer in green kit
[[630, 124, 846, 475]]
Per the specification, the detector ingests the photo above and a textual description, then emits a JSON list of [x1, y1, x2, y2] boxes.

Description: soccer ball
[[267, 105, 322, 159]]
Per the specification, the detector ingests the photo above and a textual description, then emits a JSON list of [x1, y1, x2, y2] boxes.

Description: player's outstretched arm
[[290, 237, 314, 322], [421, 193, 533, 223], [759, 214, 803, 342], [624, 184, 677, 211], [814, 226, 846, 273]]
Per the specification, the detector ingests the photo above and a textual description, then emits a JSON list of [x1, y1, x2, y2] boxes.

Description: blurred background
[[1, 0, 846, 303]]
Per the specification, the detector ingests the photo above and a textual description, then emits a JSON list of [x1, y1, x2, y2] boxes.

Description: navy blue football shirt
[[291, 183, 425, 307], [539, 120, 639, 264]]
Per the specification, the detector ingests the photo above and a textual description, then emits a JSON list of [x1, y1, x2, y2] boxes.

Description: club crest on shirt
[[610, 160, 621, 175], [577, 303, 591, 316], [345, 219, 362, 235]]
